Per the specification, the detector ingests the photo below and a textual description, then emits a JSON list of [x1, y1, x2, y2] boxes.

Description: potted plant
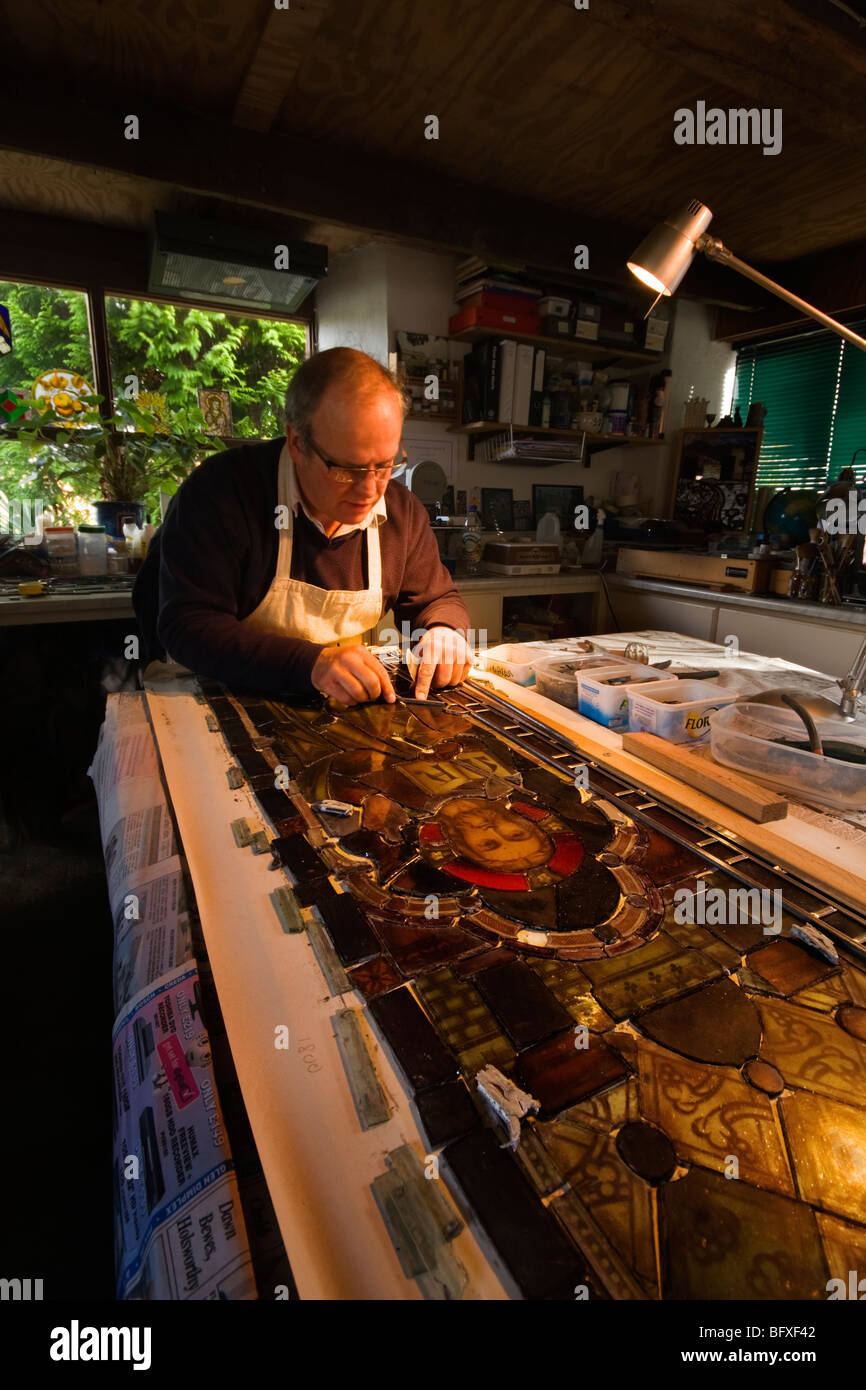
[[6, 394, 225, 532]]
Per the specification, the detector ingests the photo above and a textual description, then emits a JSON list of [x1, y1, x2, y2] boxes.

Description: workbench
[[135, 634, 866, 1300]]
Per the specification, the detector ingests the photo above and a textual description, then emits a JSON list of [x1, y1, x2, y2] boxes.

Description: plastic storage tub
[[577, 663, 669, 730], [476, 643, 547, 686], [627, 679, 737, 744], [710, 702, 866, 811], [534, 653, 615, 708]]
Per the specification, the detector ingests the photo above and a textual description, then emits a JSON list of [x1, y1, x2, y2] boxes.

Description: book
[[512, 343, 535, 426], [497, 339, 517, 423], [529, 347, 546, 426]]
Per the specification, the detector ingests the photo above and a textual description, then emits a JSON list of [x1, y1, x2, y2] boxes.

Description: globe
[[762, 488, 820, 546]]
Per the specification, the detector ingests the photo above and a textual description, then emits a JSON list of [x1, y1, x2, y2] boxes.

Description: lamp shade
[[627, 200, 714, 296]]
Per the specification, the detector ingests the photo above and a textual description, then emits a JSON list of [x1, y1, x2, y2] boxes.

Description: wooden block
[[621, 732, 788, 823]]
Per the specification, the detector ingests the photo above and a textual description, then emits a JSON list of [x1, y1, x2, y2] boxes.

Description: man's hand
[[412, 627, 474, 700], [311, 645, 396, 707]]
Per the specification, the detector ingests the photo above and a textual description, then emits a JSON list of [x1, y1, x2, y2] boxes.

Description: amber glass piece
[[790, 975, 850, 1015], [526, 958, 614, 1031], [478, 885, 559, 930], [638, 977, 761, 1066], [635, 1036, 795, 1197], [837, 1004, 866, 1041], [632, 827, 708, 886], [581, 931, 722, 1020], [756, 996, 866, 1105], [347, 955, 404, 1001], [369, 916, 483, 976], [743, 1058, 785, 1096], [538, 1120, 657, 1293], [414, 967, 516, 1076], [659, 1166, 827, 1299], [746, 938, 839, 996], [615, 1120, 677, 1184], [816, 1211, 866, 1288], [516, 1031, 630, 1118], [780, 1090, 866, 1223]]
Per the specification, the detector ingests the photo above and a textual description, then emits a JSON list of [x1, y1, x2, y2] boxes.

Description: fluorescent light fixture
[[628, 200, 866, 351]]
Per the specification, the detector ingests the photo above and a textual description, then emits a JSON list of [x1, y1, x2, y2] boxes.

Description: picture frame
[[197, 387, 233, 436], [532, 483, 584, 531], [481, 487, 514, 530], [669, 427, 763, 533]]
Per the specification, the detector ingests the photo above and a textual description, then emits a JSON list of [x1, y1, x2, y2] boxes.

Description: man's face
[[286, 384, 404, 527]]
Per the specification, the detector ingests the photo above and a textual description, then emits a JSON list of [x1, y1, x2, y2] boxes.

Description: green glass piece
[[331, 1008, 391, 1130], [306, 919, 352, 998], [270, 886, 305, 935]]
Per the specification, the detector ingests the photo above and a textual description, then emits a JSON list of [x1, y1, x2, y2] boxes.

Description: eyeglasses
[[305, 435, 406, 485]]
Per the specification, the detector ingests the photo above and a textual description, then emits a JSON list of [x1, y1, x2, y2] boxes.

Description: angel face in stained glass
[[418, 797, 585, 891]]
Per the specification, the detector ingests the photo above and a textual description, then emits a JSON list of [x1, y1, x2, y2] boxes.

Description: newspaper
[[112, 961, 256, 1300], [112, 855, 194, 1015], [89, 693, 178, 902], [90, 694, 258, 1300]]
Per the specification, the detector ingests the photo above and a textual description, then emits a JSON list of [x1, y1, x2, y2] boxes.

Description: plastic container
[[77, 524, 108, 576], [710, 702, 866, 811], [44, 525, 79, 576], [627, 679, 737, 744], [534, 653, 614, 708], [577, 662, 669, 731], [477, 643, 545, 686]]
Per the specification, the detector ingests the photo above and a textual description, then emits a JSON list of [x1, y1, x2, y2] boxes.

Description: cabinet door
[[716, 607, 864, 676], [608, 589, 717, 642], [463, 593, 502, 648], [369, 597, 502, 650]]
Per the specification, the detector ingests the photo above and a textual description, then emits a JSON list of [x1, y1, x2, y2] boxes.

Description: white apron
[[241, 442, 384, 646]]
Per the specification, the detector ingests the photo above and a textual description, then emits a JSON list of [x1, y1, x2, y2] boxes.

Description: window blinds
[[733, 320, 866, 492]]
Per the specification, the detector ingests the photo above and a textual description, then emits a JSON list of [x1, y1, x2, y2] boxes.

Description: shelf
[[449, 325, 662, 365], [450, 420, 665, 449]]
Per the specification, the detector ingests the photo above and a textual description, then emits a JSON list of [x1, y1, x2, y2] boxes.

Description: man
[[134, 347, 473, 704]]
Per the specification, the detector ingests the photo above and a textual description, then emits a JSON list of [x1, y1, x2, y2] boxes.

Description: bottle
[[462, 505, 483, 576]]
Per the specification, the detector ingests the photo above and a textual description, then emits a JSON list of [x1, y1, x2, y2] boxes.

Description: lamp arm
[[697, 235, 866, 352], [838, 636, 866, 721]]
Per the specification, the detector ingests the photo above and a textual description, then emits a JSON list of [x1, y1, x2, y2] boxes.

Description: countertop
[[607, 572, 866, 630]]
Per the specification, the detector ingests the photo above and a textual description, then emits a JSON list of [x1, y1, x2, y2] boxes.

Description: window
[[104, 295, 307, 438], [0, 280, 97, 527], [0, 279, 308, 529], [733, 320, 866, 492]]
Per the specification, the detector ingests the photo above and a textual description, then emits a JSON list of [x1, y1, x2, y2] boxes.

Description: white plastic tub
[[627, 679, 737, 744], [710, 702, 866, 811], [476, 643, 546, 686], [577, 662, 669, 730]]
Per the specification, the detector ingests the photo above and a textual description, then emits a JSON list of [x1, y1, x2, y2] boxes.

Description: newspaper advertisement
[[113, 961, 257, 1300]]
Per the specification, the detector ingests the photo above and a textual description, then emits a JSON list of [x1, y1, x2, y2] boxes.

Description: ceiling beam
[[565, 0, 866, 151], [232, 0, 333, 133], [0, 76, 760, 308]]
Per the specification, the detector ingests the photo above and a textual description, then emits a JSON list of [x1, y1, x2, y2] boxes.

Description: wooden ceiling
[[1, 0, 865, 305]]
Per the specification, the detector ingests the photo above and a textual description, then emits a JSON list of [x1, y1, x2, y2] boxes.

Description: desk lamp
[[627, 201, 866, 720]]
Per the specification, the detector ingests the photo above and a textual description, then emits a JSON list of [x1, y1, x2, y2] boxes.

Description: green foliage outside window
[[0, 281, 306, 526]]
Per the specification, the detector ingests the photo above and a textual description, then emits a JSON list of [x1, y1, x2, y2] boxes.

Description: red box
[[458, 289, 538, 315], [449, 305, 540, 336]]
